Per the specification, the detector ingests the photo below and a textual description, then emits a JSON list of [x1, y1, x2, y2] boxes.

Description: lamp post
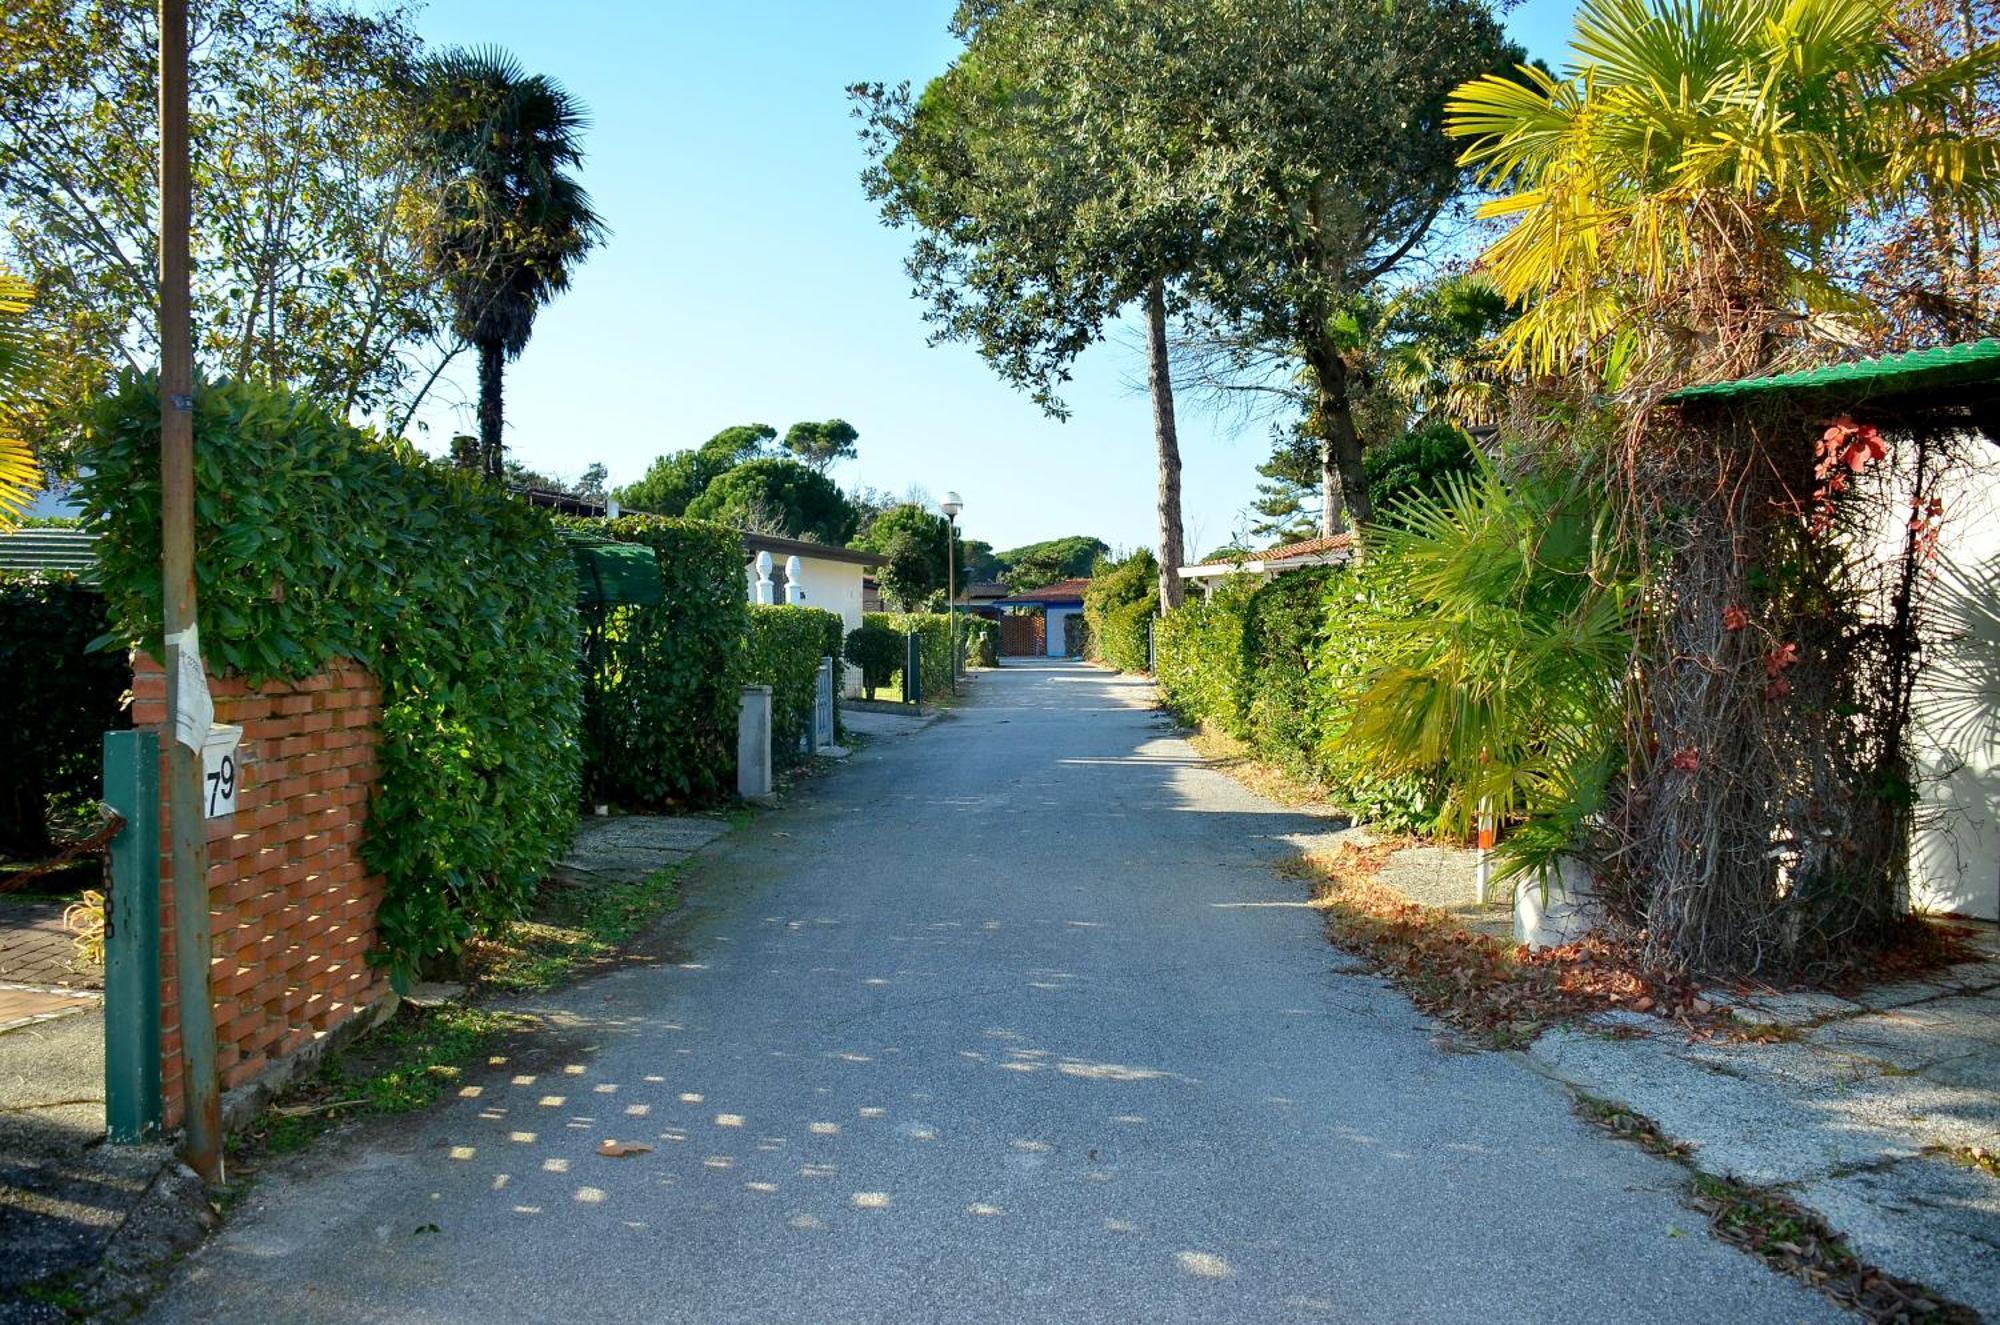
[[940, 491, 963, 695]]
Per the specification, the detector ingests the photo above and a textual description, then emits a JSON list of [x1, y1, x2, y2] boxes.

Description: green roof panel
[[1666, 339, 2000, 404], [568, 539, 664, 608]]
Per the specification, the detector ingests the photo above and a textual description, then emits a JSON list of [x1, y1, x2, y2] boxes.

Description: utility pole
[[159, 0, 221, 1182]]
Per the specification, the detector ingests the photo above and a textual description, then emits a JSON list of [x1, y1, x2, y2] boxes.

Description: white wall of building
[[1908, 443, 2000, 921], [1045, 605, 1079, 656], [744, 554, 869, 697]]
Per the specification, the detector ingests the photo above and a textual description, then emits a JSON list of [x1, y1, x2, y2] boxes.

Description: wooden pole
[[159, 0, 221, 1182]]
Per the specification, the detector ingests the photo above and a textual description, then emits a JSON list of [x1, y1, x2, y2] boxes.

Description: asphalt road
[[144, 660, 1837, 1324]]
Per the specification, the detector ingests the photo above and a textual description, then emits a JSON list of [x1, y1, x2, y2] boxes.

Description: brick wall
[[132, 656, 390, 1128]]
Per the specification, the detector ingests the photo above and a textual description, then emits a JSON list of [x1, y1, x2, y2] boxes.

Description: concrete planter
[[1514, 854, 1607, 949]]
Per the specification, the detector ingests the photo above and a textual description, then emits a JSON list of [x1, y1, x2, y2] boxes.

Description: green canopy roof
[[567, 538, 664, 608], [1667, 339, 2000, 405]]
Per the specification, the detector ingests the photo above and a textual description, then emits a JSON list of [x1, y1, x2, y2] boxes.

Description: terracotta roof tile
[[999, 577, 1090, 603], [1197, 532, 1353, 567]]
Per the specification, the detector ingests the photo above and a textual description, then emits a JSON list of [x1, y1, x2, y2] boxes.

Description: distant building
[[1175, 532, 1354, 598]]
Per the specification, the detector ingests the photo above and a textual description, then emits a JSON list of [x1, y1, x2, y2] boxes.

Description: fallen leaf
[[597, 1139, 652, 1158]]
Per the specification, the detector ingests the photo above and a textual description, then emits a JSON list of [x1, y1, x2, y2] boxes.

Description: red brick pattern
[[132, 656, 390, 1127], [999, 614, 1046, 657]]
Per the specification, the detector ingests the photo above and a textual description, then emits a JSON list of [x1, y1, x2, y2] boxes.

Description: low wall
[[132, 656, 391, 1127]]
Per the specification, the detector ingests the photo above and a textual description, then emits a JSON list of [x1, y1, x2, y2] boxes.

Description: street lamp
[[940, 491, 963, 694]]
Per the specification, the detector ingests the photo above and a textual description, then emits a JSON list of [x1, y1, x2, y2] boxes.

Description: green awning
[[1667, 339, 2000, 405], [568, 540, 663, 608]]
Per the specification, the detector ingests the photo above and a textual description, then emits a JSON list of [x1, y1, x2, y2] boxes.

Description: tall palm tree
[[0, 270, 40, 526], [411, 48, 603, 478], [1446, 0, 2000, 384]]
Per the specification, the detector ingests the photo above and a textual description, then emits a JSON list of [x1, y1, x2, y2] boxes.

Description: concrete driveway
[[144, 660, 1837, 1324]]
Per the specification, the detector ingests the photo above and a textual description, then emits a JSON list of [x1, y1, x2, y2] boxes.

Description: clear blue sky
[[409, 0, 1579, 558]]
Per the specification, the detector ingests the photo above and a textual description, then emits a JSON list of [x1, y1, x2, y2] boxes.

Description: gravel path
[[143, 661, 1838, 1324]]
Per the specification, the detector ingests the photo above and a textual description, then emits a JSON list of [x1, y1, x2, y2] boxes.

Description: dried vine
[[1598, 395, 1963, 978]]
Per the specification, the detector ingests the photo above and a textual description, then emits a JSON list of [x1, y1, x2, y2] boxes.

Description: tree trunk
[[1305, 338, 1370, 535], [477, 338, 505, 480], [1145, 279, 1186, 611]]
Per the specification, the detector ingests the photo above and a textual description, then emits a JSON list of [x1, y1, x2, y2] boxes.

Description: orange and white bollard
[[1474, 799, 1496, 905]]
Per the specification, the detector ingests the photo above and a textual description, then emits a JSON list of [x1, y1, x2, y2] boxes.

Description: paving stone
[[1721, 988, 1863, 1027], [1807, 997, 2000, 1072], [401, 981, 465, 1009], [1852, 980, 1959, 1011], [1672, 1035, 1887, 1092], [0, 900, 101, 992], [1528, 1026, 1913, 1184], [0, 987, 97, 1032], [1796, 1157, 2000, 1322], [1927, 1050, 2000, 1094], [552, 814, 731, 886], [1816, 1073, 2000, 1153]]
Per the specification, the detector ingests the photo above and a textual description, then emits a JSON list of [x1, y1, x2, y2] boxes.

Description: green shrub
[[746, 604, 843, 757], [864, 611, 955, 696], [1340, 465, 1631, 875], [1155, 580, 1253, 734], [1083, 549, 1157, 672], [79, 374, 581, 981], [561, 515, 746, 807], [844, 623, 901, 699], [1154, 564, 1443, 832], [1244, 568, 1336, 778], [0, 574, 129, 858], [960, 616, 998, 668], [1310, 564, 1446, 832]]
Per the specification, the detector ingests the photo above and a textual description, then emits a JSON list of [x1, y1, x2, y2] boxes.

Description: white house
[[742, 532, 885, 698], [1176, 532, 1354, 597]]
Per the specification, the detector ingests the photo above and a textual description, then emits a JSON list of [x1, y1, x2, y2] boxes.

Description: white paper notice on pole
[[167, 624, 213, 752]]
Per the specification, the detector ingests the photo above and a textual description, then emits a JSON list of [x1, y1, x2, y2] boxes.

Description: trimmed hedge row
[[863, 611, 951, 693], [0, 574, 129, 857], [562, 515, 748, 806], [1156, 565, 1443, 832], [1084, 549, 1157, 673], [80, 374, 581, 980], [746, 604, 844, 754]]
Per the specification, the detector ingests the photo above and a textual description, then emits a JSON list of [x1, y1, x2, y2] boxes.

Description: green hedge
[[864, 611, 955, 695], [0, 574, 129, 858], [79, 374, 581, 980], [1311, 564, 1445, 830], [562, 515, 747, 806], [1083, 550, 1157, 672], [844, 623, 901, 699], [1155, 565, 1444, 832], [1155, 576, 1256, 738], [746, 604, 843, 757]]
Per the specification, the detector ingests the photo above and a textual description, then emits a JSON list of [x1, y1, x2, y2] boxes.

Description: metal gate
[[999, 615, 1045, 657]]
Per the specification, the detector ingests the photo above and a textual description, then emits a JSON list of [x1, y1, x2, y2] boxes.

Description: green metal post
[[905, 631, 922, 707], [103, 729, 162, 1142]]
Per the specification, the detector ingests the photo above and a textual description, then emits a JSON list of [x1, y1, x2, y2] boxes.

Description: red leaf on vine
[[1764, 642, 1799, 677], [1722, 605, 1748, 631], [1671, 747, 1701, 772]]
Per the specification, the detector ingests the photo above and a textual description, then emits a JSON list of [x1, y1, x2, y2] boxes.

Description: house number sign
[[202, 725, 243, 820]]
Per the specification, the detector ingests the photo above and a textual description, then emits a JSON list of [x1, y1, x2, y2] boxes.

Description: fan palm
[[1342, 461, 1633, 878], [1375, 273, 1514, 428], [1446, 0, 2000, 382], [411, 48, 603, 478], [0, 270, 41, 526]]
